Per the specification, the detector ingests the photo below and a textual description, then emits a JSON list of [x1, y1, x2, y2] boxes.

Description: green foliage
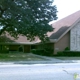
[[43, 45, 53, 56], [64, 47, 70, 51], [56, 51, 80, 57], [0, 45, 9, 53], [31, 49, 44, 55], [0, 50, 9, 53], [73, 73, 79, 80], [0, 0, 58, 42], [31, 49, 37, 54], [31, 44, 53, 56]]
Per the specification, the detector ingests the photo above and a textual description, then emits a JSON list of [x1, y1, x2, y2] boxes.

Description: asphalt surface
[[0, 63, 80, 80], [0, 54, 80, 80]]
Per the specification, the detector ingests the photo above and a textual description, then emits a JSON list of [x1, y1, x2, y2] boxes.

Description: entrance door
[[18, 46, 24, 52]]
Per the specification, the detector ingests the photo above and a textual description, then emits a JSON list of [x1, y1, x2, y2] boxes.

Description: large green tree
[[0, 0, 57, 42]]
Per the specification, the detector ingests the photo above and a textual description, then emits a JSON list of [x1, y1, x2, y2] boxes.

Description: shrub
[[44, 48, 53, 56], [0, 50, 9, 53], [31, 48, 53, 56], [0, 45, 9, 53], [56, 51, 80, 57], [64, 47, 70, 51], [31, 49, 44, 55], [31, 49, 37, 54]]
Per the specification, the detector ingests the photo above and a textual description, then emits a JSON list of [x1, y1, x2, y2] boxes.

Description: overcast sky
[[50, 0, 80, 23]]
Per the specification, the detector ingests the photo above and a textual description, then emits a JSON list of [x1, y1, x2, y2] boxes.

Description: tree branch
[[0, 6, 7, 17], [0, 26, 7, 35]]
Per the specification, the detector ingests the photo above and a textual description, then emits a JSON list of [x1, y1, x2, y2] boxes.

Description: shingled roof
[[0, 10, 80, 44], [48, 10, 80, 42], [0, 33, 40, 44]]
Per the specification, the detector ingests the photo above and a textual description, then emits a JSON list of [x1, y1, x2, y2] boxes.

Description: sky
[[50, 0, 80, 23]]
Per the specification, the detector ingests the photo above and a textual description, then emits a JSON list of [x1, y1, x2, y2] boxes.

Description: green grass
[[0, 53, 46, 61], [55, 57, 80, 60]]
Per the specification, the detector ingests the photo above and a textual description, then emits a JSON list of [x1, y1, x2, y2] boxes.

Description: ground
[[0, 53, 47, 61], [0, 63, 80, 80], [0, 52, 80, 62], [0, 52, 80, 80], [55, 57, 80, 60]]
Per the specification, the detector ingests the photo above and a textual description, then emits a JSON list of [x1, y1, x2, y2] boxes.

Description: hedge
[[31, 49, 53, 56], [56, 51, 80, 56], [0, 50, 9, 53]]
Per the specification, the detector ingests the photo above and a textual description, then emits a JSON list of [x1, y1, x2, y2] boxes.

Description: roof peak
[[52, 10, 80, 25], [48, 10, 80, 42]]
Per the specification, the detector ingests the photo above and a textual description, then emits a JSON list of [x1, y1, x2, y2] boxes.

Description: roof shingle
[[48, 10, 80, 40], [0, 10, 80, 44]]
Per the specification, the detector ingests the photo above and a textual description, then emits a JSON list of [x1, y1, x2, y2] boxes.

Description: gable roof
[[0, 33, 40, 45], [48, 10, 80, 42], [0, 10, 80, 44]]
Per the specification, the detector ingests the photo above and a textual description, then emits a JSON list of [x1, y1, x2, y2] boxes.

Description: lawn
[[0, 53, 47, 61], [55, 57, 80, 60]]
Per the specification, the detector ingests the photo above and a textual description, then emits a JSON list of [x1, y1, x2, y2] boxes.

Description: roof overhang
[[49, 39, 57, 43], [0, 42, 40, 45]]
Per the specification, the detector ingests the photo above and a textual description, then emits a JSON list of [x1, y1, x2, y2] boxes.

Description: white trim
[[0, 42, 40, 45], [49, 39, 57, 42]]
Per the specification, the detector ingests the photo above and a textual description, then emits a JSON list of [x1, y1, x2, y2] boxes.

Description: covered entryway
[[18, 45, 24, 52]]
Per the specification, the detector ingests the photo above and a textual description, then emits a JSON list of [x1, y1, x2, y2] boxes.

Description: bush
[[56, 51, 80, 57], [44, 48, 53, 56], [0, 50, 9, 53], [64, 47, 70, 51], [31, 49, 44, 55], [0, 45, 9, 53], [31, 48, 53, 56], [31, 49, 36, 54]]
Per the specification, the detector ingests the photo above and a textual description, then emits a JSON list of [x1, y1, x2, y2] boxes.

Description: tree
[[0, 0, 57, 42]]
